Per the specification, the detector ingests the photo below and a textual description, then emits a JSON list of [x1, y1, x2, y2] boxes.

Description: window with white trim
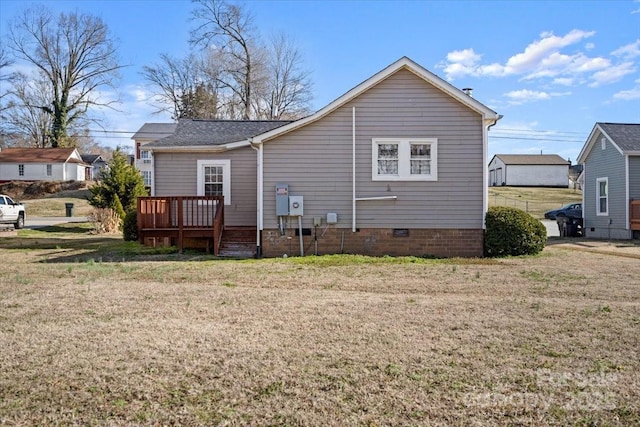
[[372, 138, 437, 181], [196, 159, 231, 205], [141, 170, 152, 187], [18, 164, 24, 176], [596, 177, 608, 216], [46, 164, 52, 176], [141, 150, 151, 164]]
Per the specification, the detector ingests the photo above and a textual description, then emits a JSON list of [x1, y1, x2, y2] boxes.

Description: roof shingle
[[145, 119, 293, 148], [494, 154, 569, 165], [0, 148, 80, 164], [598, 123, 640, 152]]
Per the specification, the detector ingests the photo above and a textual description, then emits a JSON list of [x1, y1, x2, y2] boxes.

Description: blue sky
[[1, 0, 639, 163]]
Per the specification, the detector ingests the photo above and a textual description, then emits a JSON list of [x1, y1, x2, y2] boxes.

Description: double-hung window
[[46, 164, 52, 176], [18, 164, 24, 176], [141, 150, 151, 164], [196, 159, 231, 205], [596, 177, 608, 216], [141, 170, 152, 187], [372, 138, 437, 181]]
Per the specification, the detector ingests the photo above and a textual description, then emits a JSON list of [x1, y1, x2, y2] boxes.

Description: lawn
[[489, 186, 583, 219], [0, 230, 638, 425]]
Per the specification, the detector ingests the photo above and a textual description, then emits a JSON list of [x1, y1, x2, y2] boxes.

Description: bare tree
[[190, 0, 261, 120], [257, 33, 312, 119], [6, 6, 123, 147], [142, 53, 220, 120], [3, 73, 53, 147], [0, 44, 15, 114]]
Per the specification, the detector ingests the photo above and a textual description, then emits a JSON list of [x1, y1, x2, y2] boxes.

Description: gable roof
[[81, 154, 105, 164], [146, 119, 292, 149], [131, 123, 177, 141], [252, 56, 500, 145], [492, 154, 569, 166], [577, 122, 640, 162], [0, 148, 82, 164]]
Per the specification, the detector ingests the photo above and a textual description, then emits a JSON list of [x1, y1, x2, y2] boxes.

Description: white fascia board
[[578, 123, 625, 163], [252, 56, 500, 144], [148, 140, 250, 153]]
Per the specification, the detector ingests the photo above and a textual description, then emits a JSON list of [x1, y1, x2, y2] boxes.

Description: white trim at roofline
[[577, 123, 625, 163], [149, 140, 250, 153], [251, 56, 500, 145]]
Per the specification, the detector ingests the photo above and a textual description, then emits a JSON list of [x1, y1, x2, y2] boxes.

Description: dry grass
[[0, 234, 638, 426], [489, 187, 583, 219], [21, 190, 93, 217]]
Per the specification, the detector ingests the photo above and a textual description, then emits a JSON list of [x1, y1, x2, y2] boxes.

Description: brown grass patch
[[0, 241, 638, 425]]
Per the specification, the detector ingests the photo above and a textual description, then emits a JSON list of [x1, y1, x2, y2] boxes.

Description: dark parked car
[[544, 202, 582, 220]]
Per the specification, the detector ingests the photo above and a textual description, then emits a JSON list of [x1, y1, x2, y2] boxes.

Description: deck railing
[[137, 196, 224, 254], [631, 200, 640, 231]]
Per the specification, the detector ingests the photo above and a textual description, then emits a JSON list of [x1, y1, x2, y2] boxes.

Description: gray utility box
[[289, 196, 304, 216], [276, 183, 289, 216]]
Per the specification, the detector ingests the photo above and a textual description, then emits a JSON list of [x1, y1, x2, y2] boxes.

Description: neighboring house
[[569, 164, 583, 190], [131, 123, 177, 189], [80, 154, 108, 181], [0, 147, 89, 182], [488, 154, 570, 187], [142, 57, 501, 257], [577, 122, 640, 240]]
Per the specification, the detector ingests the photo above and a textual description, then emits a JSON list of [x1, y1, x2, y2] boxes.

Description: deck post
[[177, 197, 184, 252]]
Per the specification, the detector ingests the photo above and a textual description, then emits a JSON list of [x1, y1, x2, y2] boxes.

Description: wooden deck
[[631, 200, 640, 231], [137, 196, 224, 254]]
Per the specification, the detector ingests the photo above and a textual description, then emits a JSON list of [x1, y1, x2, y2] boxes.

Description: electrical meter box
[[276, 183, 289, 216], [289, 196, 304, 216]]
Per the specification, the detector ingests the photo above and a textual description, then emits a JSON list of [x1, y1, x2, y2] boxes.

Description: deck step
[[218, 227, 256, 258]]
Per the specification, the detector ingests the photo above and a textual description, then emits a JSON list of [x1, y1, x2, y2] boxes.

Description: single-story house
[[577, 122, 640, 240], [131, 123, 178, 188], [80, 154, 108, 181], [139, 56, 501, 257], [488, 154, 570, 187], [0, 147, 90, 182]]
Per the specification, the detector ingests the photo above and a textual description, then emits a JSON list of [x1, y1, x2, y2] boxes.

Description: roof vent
[[462, 88, 473, 97]]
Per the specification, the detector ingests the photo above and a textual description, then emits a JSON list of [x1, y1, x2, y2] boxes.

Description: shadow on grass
[[28, 224, 92, 234]]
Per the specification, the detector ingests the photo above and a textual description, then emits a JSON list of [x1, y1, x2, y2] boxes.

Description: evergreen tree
[[88, 148, 147, 218]]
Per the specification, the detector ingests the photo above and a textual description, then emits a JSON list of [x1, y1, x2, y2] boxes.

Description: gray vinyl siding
[[630, 156, 640, 201], [262, 69, 484, 230], [153, 147, 257, 226], [583, 132, 629, 239]]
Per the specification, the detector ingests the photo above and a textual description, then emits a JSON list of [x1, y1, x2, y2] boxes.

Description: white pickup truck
[[0, 194, 26, 229]]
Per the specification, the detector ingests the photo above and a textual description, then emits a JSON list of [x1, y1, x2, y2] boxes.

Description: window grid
[[46, 164, 52, 176], [372, 138, 437, 181], [204, 166, 223, 196], [18, 164, 24, 176]]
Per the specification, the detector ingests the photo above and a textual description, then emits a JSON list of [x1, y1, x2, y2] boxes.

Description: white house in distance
[[0, 147, 89, 182], [131, 123, 177, 188], [488, 154, 570, 187]]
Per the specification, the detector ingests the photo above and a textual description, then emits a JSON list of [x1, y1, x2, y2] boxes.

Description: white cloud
[[613, 78, 640, 100], [589, 61, 637, 87], [504, 89, 571, 105], [612, 39, 640, 59], [503, 30, 596, 75]]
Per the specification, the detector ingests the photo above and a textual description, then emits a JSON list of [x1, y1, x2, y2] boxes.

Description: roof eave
[[148, 139, 250, 152]]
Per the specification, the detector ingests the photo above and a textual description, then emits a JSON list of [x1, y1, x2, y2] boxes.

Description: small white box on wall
[[326, 212, 338, 224]]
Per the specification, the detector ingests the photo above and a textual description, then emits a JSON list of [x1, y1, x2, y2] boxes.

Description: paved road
[[25, 216, 89, 229]]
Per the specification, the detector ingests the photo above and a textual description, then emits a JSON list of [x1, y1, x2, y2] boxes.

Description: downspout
[[352, 106, 357, 232], [484, 115, 502, 227], [625, 154, 630, 232], [250, 140, 263, 257], [150, 149, 155, 196]]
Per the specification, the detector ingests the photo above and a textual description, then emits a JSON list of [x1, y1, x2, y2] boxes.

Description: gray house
[[577, 123, 640, 239], [142, 57, 501, 257]]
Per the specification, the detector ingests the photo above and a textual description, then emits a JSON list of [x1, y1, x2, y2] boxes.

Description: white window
[[141, 150, 151, 164], [372, 138, 437, 181], [141, 170, 152, 187], [197, 159, 230, 205], [46, 164, 52, 176], [18, 164, 24, 176], [596, 177, 608, 216]]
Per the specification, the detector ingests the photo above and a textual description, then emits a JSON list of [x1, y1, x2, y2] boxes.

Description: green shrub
[[484, 206, 546, 257], [122, 210, 138, 242]]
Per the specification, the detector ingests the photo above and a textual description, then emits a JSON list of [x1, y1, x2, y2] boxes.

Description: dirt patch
[[0, 180, 88, 200]]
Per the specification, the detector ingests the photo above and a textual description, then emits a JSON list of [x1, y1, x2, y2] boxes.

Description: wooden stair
[[218, 227, 256, 258]]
